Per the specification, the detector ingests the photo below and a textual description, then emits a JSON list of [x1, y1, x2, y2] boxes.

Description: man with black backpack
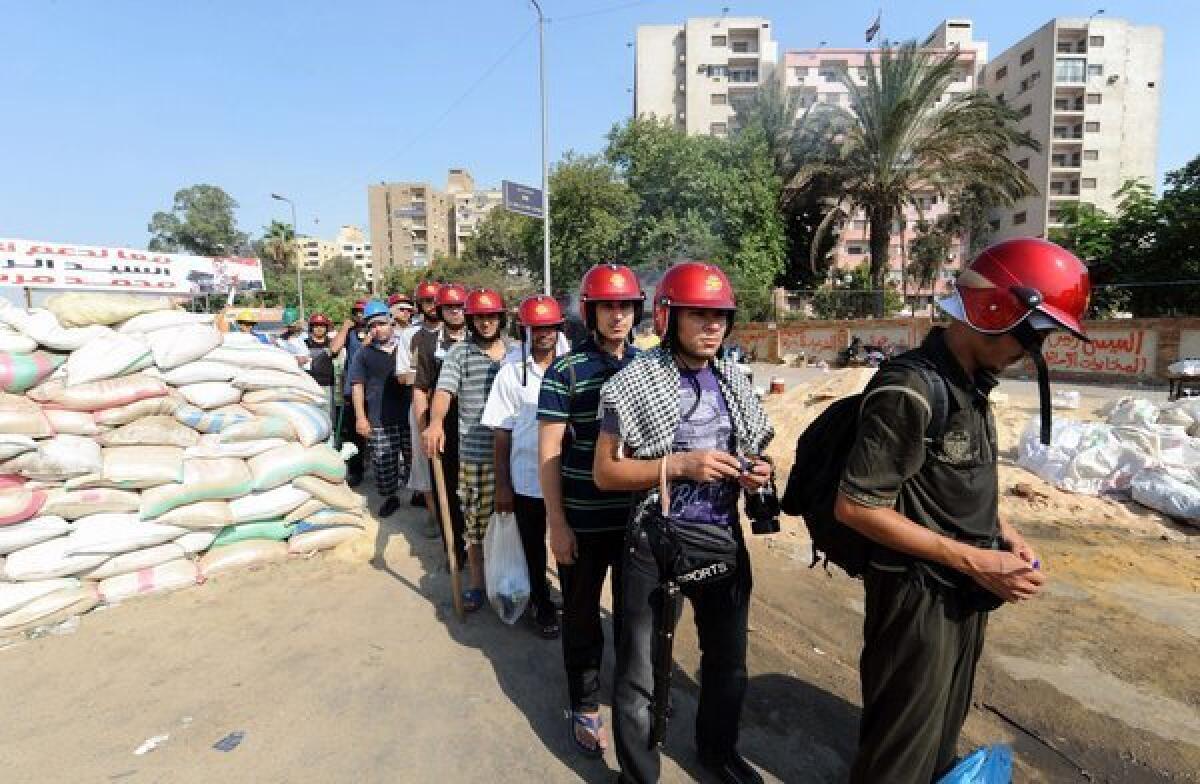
[[792, 239, 1090, 784]]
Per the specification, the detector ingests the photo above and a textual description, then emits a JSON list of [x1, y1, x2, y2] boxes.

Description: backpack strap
[[885, 357, 951, 443]]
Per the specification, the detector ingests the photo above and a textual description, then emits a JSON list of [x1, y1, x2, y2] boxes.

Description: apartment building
[[635, 16, 778, 136], [446, 169, 503, 257], [292, 235, 339, 271], [367, 182, 453, 279], [981, 17, 1163, 241], [785, 20, 989, 286], [334, 225, 373, 285]]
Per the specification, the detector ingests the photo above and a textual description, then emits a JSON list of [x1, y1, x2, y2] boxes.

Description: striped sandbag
[[174, 403, 252, 434], [0, 351, 65, 394]]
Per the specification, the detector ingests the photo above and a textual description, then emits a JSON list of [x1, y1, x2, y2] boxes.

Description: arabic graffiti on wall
[[1042, 328, 1158, 377], [855, 326, 912, 354], [781, 327, 843, 360]]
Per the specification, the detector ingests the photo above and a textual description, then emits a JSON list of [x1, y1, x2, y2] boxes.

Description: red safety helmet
[[465, 288, 506, 316], [578, 263, 644, 328], [518, 295, 565, 328], [307, 312, 332, 328], [352, 299, 368, 311], [387, 293, 412, 307], [652, 261, 736, 337], [938, 238, 1090, 341], [435, 283, 468, 308], [415, 281, 440, 301]]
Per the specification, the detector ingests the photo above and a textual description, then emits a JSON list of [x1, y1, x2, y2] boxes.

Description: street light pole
[[531, 0, 551, 295], [271, 193, 304, 319]]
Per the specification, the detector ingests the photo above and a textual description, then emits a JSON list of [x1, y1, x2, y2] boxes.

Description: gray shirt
[[436, 339, 505, 463]]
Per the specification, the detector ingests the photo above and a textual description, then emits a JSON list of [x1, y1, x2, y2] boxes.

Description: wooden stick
[[430, 453, 465, 621]]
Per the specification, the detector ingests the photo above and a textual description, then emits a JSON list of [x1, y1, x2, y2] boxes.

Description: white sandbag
[[284, 499, 330, 524], [0, 435, 37, 461], [101, 446, 185, 488], [154, 501, 233, 529], [28, 373, 168, 411], [173, 403, 251, 434], [97, 559, 201, 604], [45, 293, 173, 328], [0, 486, 47, 525], [43, 409, 101, 436], [139, 458, 253, 519], [247, 443, 345, 491], [302, 509, 366, 527], [0, 327, 37, 354], [219, 417, 296, 443], [175, 530, 217, 553], [221, 331, 267, 348], [8, 309, 114, 352], [1106, 398, 1159, 427], [1168, 358, 1200, 377], [292, 475, 366, 510], [0, 435, 102, 481], [233, 367, 320, 393], [199, 539, 288, 578], [0, 395, 55, 437], [66, 513, 187, 556], [177, 382, 242, 410], [229, 485, 311, 524], [81, 542, 186, 579], [288, 527, 358, 554], [41, 487, 141, 519], [118, 310, 215, 334], [242, 387, 329, 407], [2, 537, 108, 579], [93, 395, 179, 425], [160, 360, 240, 385], [1131, 468, 1200, 522], [0, 584, 98, 630], [0, 577, 79, 616], [0, 515, 71, 555], [97, 416, 199, 447], [147, 324, 222, 370], [185, 435, 288, 459], [207, 345, 305, 375], [64, 332, 153, 386], [243, 402, 330, 447]]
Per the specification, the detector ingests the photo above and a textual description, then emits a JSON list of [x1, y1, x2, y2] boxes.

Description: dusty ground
[[0, 370, 1196, 783]]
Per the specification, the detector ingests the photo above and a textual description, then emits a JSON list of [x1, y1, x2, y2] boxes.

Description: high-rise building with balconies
[[367, 181, 453, 282], [981, 17, 1163, 242]]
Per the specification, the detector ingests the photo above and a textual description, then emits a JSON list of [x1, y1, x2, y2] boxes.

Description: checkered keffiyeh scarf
[[598, 346, 773, 460]]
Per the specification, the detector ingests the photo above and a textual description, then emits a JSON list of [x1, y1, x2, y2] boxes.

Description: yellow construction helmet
[[235, 309, 258, 324]]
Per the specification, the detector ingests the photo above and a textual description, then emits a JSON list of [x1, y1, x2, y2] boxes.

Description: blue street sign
[[502, 180, 544, 219]]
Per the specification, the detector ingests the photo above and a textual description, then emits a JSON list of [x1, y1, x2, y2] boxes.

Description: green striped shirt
[[437, 339, 505, 464]]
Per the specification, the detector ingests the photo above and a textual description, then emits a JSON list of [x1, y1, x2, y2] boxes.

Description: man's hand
[[495, 483, 515, 515], [668, 450, 743, 483], [355, 418, 372, 439], [736, 457, 772, 492], [999, 519, 1037, 565], [548, 515, 577, 565], [295, 355, 309, 366], [962, 547, 1046, 603], [422, 424, 445, 457]]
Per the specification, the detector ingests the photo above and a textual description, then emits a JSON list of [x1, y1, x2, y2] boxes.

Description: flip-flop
[[569, 711, 606, 758], [462, 588, 484, 613]]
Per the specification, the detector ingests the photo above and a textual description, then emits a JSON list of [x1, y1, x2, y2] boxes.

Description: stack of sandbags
[[0, 296, 370, 635]]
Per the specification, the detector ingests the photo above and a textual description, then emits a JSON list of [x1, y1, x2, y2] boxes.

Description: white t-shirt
[[481, 354, 549, 499]]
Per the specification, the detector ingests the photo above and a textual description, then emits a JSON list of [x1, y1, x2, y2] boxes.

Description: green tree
[[907, 220, 951, 292], [1141, 159, 1200, 314], [796, 42, 1037, 292], [461, 207, 539, 273], [148, 184, 249, 256]]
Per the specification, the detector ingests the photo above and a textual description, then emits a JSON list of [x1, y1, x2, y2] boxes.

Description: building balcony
[[1052, 130, 1083, 140]]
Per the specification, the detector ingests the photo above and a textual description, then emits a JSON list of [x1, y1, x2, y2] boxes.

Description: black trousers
[[338, 395, 365, 477], [849, 567, 989, 784], [429, 440, 467, 567], [512, 494, 552, 615], [613, 526, 753, 784], [396, 385, 413, 482], [558, 528, 625, 713]]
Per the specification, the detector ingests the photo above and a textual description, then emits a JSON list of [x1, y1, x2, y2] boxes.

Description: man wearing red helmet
[[481, 294, 567, 638], [300, 313, 339, 398], [388, 293, 414, 327], [593, 261, 774, 784], [412, 283, 470, 559], [833, 238, 1087, 784], [401, 281, 444, 517], [537, 263, 643, 757], [424, 288, 509, 612]]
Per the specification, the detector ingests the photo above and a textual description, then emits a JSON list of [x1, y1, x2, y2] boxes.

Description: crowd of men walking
[[272, 240, 1091, 784]]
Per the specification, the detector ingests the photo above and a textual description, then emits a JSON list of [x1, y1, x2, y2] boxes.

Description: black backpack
[[781, 357, 949, 578]]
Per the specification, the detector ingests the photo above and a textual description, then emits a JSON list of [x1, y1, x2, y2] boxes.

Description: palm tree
[[259, 219, 296, 272], [792, 42, 1038, 292]]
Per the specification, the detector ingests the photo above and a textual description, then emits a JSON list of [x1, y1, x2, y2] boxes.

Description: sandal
[[569, 710, 607, 758], [462, 588, 484, 613], [533, 606, 560, 640]]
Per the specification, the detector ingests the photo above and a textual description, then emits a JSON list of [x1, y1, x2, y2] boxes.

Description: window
[[995, 65, 1008, 81], [846, 245, 865, 255], [793, 66, 810, 78], [852, 219, 867, 230], [857, 67, 869, 80], [1085, 121, 1100, 132], [1089, 35, 1105, 47], [709, 122, 728, 135], [1087, 64, 1104, 77], [1018, 103, 1032, 118], [1019, 78, 1029, 93], [1086, 93, 1102, 105], [1017, 157, 1030, 170], [989, 219, 1002, 232], [996, 92, 1006, 105], [711, 93, 727, 105], [731, 41, 751, 53], [819, 69, 839, 83], [711, 35, 727, 47], [1020, 48, 1035, 66], [1084, 149, 1099, 161], [1082, 178, 1097, 189], [1013, 211, 1028, 225], [1055, 58, 1085, 82]]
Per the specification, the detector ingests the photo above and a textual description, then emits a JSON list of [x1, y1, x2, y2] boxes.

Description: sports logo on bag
[[941, 429, 974, 463], [705, 274, 724, 291]]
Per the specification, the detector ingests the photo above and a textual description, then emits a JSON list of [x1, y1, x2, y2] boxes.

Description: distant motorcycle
[[837, 337, 893, 368]]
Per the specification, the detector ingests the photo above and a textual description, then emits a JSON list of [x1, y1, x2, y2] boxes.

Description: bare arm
[[494, 429, 514, 514], [592, 430, 743, 492], [421, 389, 454, 456], [538, 421, 576, 564], [412, 387, 430, 430], [351, 383, 368, 423], [330, 321, 352, 354]]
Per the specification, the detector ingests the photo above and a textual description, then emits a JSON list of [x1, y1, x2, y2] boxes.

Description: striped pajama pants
[[368, 424, 407, 498]]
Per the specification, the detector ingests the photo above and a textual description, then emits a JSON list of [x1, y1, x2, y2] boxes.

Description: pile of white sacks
[[0, 294, 370, 635]]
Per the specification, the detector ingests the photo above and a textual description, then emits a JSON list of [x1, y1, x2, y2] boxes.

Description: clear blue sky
[[2, 0, 1194, 249]]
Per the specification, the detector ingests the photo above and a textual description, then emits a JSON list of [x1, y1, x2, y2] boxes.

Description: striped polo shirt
[[537, 338, 639, 533], [437, 338, 505, 464]]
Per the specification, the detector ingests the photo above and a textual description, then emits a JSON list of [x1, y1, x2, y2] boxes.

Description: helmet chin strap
[[1011, 320, 1052, 445]]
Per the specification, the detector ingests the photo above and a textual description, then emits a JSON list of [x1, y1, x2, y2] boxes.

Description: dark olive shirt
[[839, 328, 1000, 580]]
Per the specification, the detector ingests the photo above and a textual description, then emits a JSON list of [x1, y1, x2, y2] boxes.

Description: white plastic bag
[[1130, 468, 1200, 522], [482, 512, 530, 625]]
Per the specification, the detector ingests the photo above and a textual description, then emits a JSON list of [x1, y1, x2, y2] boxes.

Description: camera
[[744, 473, 781, 535]]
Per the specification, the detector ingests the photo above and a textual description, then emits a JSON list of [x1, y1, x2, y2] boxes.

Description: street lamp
[[270, 193, 304, 319], [530, 0, 552, 295]]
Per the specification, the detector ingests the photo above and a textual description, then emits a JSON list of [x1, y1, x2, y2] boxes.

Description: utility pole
[[271, 193, 304, 319], [531, 0, 551, 295]]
